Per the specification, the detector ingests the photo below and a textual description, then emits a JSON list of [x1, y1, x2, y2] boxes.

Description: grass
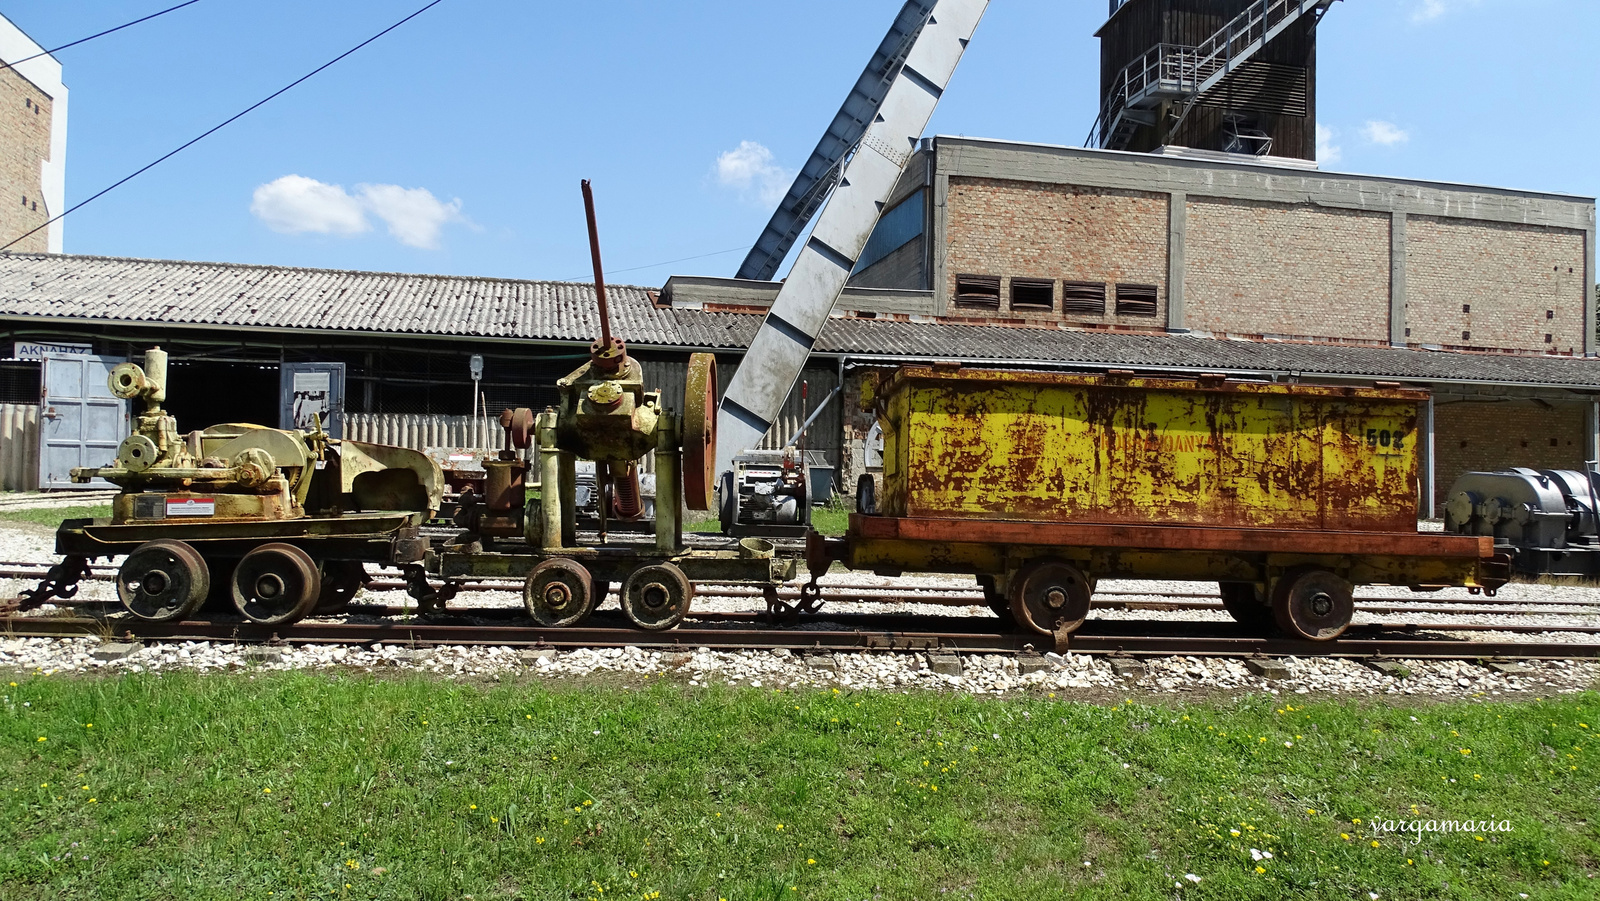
[[0, 674, 1595, 900], [0, 506, 110, 527]]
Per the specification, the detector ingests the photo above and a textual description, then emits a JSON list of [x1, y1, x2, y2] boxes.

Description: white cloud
[[715, 140, 792, 206], [250, 175, 466, 249], [250, 175, 369, 236], [1413, 0, 1449, 21], [1362, 120, 1410, 146], [357, 183, 464, 250], [1316, 124, 1342, 164]]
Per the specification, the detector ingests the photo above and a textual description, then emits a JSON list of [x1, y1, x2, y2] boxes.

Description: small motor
[[719, 449, 810, 537]]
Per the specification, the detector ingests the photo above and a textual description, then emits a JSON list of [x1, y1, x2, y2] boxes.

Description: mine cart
[[421, 181, 796, 630], [16, 346, 442, 625], [809, 364, 1510, 644]]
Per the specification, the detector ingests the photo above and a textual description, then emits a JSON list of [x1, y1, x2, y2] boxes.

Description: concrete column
[[1390, 211, 1408, 346], [1167, 192, 1188, 332], [932, 170, 952, 315], [1588, 400, 1599, 464], [1585, 226, 1596, 357]]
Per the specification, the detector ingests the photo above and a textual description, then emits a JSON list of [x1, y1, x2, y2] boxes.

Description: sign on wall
[[13, 341, 93, 361]]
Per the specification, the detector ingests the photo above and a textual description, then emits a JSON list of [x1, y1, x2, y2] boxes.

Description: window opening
[[1009, 278, 1054, 312]]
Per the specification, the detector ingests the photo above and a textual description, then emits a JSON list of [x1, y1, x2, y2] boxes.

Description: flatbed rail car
[[809, 365, 1511, 645]]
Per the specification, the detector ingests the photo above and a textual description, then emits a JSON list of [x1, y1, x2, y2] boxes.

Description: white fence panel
[[0, 403, 41, 491]]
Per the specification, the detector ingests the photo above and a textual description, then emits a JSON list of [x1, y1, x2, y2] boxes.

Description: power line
[[2, 0, 450, 253], [0, 0, 207, 75], [558, 246, 749, 283]]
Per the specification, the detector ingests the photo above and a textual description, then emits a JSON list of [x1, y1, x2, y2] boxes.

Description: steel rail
[[4, 614, 1598, 660]]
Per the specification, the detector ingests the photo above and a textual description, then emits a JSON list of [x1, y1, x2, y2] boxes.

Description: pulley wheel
[[231, 543, 322, 626], [523, 558, 596, 627], [621, 562, 693, 631], [1218, 582, 1274, 634], [117, 539, 210, 622], [314, 560, 368, 615], [1008, 560, 1092, 637], [1271, 567, 1354, 641], [682, 353, 717, 511]]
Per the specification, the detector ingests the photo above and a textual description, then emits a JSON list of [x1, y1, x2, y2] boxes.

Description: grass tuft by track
[[0, 506, 110, 528], [0, 674, 1595, 899]]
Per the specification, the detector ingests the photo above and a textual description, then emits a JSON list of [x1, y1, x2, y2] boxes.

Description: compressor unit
[[1445, 467, 1600, 579]]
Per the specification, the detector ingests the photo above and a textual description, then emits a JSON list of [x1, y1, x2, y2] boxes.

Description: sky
[[2, 0, 1595, 287]]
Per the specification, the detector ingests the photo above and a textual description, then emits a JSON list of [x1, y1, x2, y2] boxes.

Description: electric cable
[[0, 1, 207, 74], [558, 246, 749, 283], [2, 0, 449, 252]]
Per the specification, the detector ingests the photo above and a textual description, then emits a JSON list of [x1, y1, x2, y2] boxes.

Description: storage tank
[[870, 366, 1423, 532]]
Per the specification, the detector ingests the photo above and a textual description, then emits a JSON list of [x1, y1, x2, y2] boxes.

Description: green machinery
[[428, 180, 792, 631], [26, 346, 443, 626]]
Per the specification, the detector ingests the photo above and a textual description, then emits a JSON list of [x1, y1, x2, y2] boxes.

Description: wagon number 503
[[1366, 428, 1406, 454]]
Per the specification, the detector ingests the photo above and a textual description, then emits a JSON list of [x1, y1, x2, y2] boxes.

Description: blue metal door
[[38, 353, 127, 490]]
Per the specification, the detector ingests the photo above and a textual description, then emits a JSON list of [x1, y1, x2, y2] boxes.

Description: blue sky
[[3, 0, 1595, 286]]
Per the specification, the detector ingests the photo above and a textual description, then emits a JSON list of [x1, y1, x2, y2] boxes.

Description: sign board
[[14, 341, 93, 361], [279, 362, 345, 438], [165, 497, 216, 517]]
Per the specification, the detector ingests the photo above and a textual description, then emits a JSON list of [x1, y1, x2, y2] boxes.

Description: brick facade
[[0, 67, 52, 253], [1433, 399, 1589, 508], [1185, 198, 1392, 341], [1406, 217, 1588, 355], [943, 177, 1169, 327]]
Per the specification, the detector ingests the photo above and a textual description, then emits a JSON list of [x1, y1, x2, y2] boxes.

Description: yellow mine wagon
[[812, 365, 1508, 645]]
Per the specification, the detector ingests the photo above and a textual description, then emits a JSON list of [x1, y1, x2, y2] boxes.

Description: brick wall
[[1433, 399, 1590, 508], [0, 67, 52, 253], [943, 177, 1169, 327], [1407, 217, 1588, 354], [1185, 198, 1392, 341]]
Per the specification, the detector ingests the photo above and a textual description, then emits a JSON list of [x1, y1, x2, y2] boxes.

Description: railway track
[[3, 608, 1598, 661]]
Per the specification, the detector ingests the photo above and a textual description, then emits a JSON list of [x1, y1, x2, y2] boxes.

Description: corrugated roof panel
[[5, 253, 1600, 387]]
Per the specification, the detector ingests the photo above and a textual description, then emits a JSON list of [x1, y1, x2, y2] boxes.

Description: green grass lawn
[[0, 506, 110, 527], [685, 507, 848, 536], [0, 674, 1595, 900]]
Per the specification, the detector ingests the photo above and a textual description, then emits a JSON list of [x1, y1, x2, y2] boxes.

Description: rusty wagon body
[[811, 365, 1509, 644]]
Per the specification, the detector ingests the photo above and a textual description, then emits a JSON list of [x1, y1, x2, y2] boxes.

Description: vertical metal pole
[[538, 411, 562, 550], [559, 451, 577, 547], [655, 415, 679, 552], [581, 180, 614, 353], [1589, 400, 1599, 464], [1424, 395, 1437, 520]]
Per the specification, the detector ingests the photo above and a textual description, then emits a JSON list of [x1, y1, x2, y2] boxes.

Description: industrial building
[[1, 0, 1595, 516], [0, 12, 68, 255]]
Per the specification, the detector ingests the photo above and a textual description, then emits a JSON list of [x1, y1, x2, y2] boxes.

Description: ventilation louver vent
[[1062, 281, 1108, 315], [954, 274, 1002, 309], [1115, 283, 1159, 317]]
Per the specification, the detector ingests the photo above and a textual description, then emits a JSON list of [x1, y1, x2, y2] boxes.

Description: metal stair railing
[[1089, 0, 1337, 150]]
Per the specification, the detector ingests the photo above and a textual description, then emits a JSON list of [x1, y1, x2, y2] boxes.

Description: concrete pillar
[[1588, 400, 1599, 465], [1585, 226, 1596, 357], [1390, 211, 1408, 347], [1167, 192, 1188, 332], [931, 170, 952, 315]]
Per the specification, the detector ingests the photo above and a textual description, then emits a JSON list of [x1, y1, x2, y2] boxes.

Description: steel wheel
[[117, 540, 210, 622], [1007, 560, 1092, 636], [1219, 582, 1274, 633], [621, 562, 692, 631], [523, 558, 596, 627], [1271, 567, 1354, 641], [682, 353, 717, 511], [977, 574, 1013, 625], [231, 543, 322, 626], [314, 560, 368, 615]]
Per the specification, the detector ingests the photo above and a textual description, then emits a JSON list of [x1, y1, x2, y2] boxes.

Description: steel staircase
[[1089, 0, 1338, 152]]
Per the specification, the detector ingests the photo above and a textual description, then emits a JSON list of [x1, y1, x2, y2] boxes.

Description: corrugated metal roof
[[4, 252, 1600, 389]]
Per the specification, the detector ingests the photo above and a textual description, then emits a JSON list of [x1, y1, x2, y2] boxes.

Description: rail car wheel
[[1008, 560, 1092, 637], [1271, 567, 1354, 641], [117, 540, 210, 622], [1219, 582, 1274, 634], [231, 543, 322, 626], [621, 563, 693, 631], [523, 558, 596, 627], [314, 560, 368, 615], [976, 575, 1014, 625]]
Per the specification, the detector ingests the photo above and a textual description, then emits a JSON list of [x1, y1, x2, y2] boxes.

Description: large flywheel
[[683, 352, 717, 511]]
